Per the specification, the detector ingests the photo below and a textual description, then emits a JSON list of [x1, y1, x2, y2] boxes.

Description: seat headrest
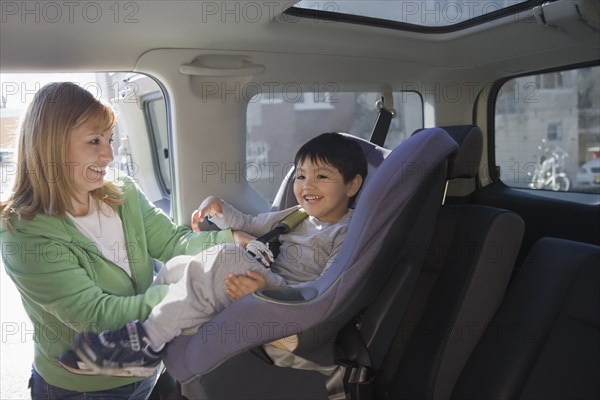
[[413, 125, 483, 179], [339, 132, 390, 168], [443, 125, 483, 179]]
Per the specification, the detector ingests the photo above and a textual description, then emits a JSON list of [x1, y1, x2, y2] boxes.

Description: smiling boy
[[74, 132, 368, 376]]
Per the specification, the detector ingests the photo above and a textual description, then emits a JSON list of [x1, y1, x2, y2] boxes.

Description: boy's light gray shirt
[[219, 201, 353, 285]]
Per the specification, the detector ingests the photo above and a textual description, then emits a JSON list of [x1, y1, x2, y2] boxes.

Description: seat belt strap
[[264, 344, 347, 400], [370, 105, 393, 147], [263, 344, 375, 400], [370, 93, 395, 147]]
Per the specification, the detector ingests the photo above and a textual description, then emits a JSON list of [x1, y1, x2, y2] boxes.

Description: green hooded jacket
[[0, 176, 233, 392]]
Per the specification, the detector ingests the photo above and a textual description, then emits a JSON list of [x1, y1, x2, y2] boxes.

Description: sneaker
[[59, 349, 98, 375], [73, 320, 164, 377]]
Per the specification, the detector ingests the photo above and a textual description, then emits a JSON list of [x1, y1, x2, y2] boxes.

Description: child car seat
[[163, 128, 458, 399]]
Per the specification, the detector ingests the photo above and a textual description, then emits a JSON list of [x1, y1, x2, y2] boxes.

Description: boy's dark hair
[[294, 132, 368, 205]]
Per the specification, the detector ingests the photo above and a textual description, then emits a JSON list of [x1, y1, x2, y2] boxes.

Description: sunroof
[[287, 0, 540, 32]]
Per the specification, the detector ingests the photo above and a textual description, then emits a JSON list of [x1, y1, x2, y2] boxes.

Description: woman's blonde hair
[[1, 82, 123, 227]]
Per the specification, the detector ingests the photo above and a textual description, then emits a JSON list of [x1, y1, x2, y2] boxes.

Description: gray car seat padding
[[163, 128, 458, 386]]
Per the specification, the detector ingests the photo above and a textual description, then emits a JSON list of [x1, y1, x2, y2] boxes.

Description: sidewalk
[[1, 262, 32, 399]]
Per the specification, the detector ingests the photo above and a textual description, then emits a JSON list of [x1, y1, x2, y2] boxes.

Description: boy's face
[[293, 158, 362, 223]]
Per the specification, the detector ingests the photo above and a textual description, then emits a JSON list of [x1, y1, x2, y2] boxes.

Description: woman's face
[[66, 121, 114, 203]]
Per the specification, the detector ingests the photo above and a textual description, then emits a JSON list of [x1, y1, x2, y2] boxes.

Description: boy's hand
[[191, 196, 225, 232], [225, 271, 267, 300]]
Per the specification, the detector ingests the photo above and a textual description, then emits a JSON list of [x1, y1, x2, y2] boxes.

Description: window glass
[[290, 0, 530, 28], [495, 66, 600, 194], [0, 73, 170, 211], [1, 73, 99, 201], [246, 90, 423, 202], [143, 93, 171, 194]]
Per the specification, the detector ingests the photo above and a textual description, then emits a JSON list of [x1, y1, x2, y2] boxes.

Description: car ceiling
[[1, 1, 598, 82]]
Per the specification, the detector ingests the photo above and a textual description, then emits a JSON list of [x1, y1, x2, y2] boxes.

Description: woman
[[0, 82, 233, 398]]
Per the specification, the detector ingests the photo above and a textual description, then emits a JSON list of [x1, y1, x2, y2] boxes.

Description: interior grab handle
[[179, 59, 265, 77]]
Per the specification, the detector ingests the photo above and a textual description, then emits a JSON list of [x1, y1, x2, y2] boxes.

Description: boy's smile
[[293, 158, 362, 223]]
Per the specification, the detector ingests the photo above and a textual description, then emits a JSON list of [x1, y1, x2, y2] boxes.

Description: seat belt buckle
[[335, 360, 377, 400]]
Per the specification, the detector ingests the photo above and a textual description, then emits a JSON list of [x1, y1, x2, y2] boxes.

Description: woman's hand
[[191, 196, 224, 232], [232, 230, 255, 249], [225, 271, 267, 300]]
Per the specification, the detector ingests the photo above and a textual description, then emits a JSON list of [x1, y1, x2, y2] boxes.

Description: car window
[[494, 65, 600, 194], [1, 73, 97, 201], [289, 0, 533, 30], [0, 73, 170, 212], [246, 90, 423, 202]]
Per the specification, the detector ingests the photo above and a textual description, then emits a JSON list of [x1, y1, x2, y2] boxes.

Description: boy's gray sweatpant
[[143, 243, 286, 347]]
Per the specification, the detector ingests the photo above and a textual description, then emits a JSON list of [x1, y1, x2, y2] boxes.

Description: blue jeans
[[29, 367, 160, 400]]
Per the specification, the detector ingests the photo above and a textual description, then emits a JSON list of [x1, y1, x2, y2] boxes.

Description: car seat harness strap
[[247, 208, 309, 262]]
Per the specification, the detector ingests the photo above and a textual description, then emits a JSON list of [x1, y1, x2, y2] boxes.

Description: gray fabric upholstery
[[452, 237, 600, 400], [359, 125, 486, 366], [442, 125, 483, 179], [412, 125, 483, 180], [381, 205, 524, 399], [373, 125, 523, 399], [163, 128, 458, 389]]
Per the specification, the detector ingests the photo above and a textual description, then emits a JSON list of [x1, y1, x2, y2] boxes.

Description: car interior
[[1, 0, 599, 399]]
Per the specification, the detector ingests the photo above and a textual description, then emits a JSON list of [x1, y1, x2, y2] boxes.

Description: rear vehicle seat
[[379, 205, 525, 399], [356, 125, 525, 399], [452, 237, 600, 400], [263, 125, 525, 400]]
